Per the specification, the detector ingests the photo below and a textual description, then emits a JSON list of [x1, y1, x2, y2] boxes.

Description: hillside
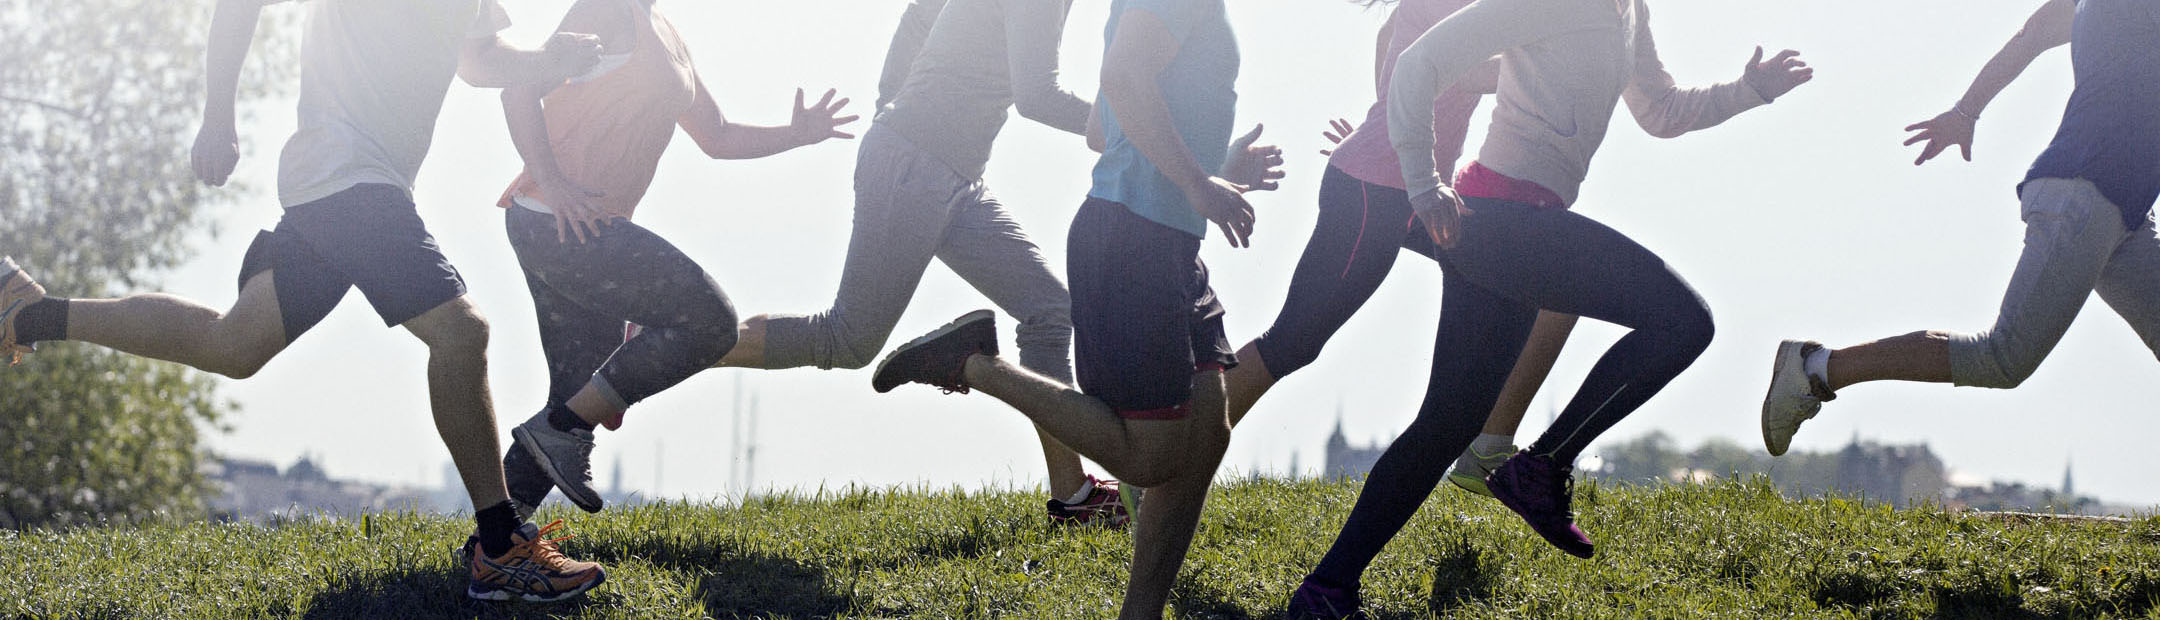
[[4, 478, 2159, 619]]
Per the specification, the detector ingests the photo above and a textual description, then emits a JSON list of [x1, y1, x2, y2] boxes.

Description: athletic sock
[[1469, 432, 1515, 457], [475, 500, 521, 557], [12, 297, 70, 344], [1803, 346, 1832, 388], [547, 404, 596, 433]]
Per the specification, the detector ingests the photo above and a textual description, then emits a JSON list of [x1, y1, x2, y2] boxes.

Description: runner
[[0, 0, 610, 602], [488, 0, 858, 519], [1220, 0, 1578, 499], [1285, 0, 1812, 614], [869, 0, 1282, 615], [705, 0, 1144, 525], [1763, 0, 2156, 456]]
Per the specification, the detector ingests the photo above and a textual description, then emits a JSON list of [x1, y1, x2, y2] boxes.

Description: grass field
[[4, 477, 2160, 619]]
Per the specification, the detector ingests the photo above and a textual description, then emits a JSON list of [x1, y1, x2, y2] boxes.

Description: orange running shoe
[[0, 257, 48, 366], [466, 520, 607, 602]]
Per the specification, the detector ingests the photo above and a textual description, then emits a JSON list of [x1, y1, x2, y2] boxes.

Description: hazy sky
[[162, 0, 2160, 507]]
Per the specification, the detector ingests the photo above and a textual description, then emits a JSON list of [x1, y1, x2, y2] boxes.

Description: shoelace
[[524, 520, 579, 568]]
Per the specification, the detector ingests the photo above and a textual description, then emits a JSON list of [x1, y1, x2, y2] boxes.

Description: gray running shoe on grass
[[511, 411, 603, 513]]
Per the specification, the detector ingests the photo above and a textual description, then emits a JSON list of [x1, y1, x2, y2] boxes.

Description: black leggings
[[506, 207, 739, 411], [1309, 197, 1714, 587], [1251, 165, 1439, 377]]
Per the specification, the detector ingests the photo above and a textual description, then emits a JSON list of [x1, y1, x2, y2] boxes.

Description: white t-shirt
[[273, 0, 511, 207]]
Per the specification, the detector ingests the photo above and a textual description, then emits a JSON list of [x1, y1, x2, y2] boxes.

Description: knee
[[208, 312, 285, 380], [1960, 330, 2042, 389], [1664, 299, 1717, 360], [418, 303, 492, 355]]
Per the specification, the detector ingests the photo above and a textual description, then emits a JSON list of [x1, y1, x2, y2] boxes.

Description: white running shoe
[[1761, 339, 1836, 456]]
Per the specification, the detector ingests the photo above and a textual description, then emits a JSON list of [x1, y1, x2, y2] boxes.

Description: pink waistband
[[1452, 161, 1567, 209]]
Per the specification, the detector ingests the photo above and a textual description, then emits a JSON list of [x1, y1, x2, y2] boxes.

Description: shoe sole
[[512, 426, 604, 514], [1446, 471, 1493, 497], [466, 569, 607, 602], [871, 309, 996, 394], [1760, 340, 1809, 457]]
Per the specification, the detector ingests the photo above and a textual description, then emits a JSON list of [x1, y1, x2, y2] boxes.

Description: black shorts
[[1067, 197, 1237, 419], [237, 184, 467, 341]]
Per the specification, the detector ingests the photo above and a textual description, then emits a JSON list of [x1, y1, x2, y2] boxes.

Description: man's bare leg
[[1118, 372, 1230, 619], [1824, 331, 1955, 391], [1223, 343, 1273, 427], [61, 271, 289, 379], [403, 296, 510, 510]]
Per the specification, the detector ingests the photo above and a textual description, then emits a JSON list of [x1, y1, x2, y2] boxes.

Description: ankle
[[13, 297, 70, 344], [474, 500, 521, 557], [547, 404, 596, 433]]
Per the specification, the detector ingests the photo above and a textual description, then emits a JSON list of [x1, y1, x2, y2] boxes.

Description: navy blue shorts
[[237, 184, 467, 341], [1067, 197, 1237, 419]]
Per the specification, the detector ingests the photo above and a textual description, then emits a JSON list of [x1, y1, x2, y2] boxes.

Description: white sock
[[1062, 480, 1097, 505], [1803, 346, 1832, 387], [1469, 433, 1516, 457]]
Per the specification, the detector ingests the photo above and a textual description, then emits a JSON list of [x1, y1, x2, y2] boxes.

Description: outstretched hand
[[1221, 124, 1286, 192], [1902, 108, 1976, 166], [791, 88, 860, 145], [1186, 176, 1257, 249], [1409, 186, 1472, 250], [1317, 117, 1354, 156], [191, 119, 240, 187], [1742, 46, 1813, 101]]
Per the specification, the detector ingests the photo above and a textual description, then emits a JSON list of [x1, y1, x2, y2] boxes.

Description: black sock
[[547, 404, 596, 432], [475, 500, 522, 557], [13, 297, 70, 344]]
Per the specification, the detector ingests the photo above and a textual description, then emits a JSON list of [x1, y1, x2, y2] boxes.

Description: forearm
[[502, 86, 566, 179], [1085, 100, 1106, 153], [1388, 38, 1490, 196], [698, 124, 811, 160], [1007, 0, 1091, 134], [202, 0, 264, 124], [877, 0, 942, 109], [460, 40, 562, 89]]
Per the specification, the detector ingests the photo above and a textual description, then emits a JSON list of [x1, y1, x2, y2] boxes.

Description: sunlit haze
[[166, 0, 2160, 507]]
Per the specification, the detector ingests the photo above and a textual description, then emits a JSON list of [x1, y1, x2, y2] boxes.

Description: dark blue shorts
[[237, 184, 467, 341], [1067, 197, 1237, 419]]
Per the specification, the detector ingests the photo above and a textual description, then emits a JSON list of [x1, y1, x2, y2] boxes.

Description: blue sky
[[166, 0, 2159, 506]]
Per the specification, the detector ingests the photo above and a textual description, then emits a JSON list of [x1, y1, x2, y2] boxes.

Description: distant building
[[1323, 416, 1388, 482], [1832, 439, 1949, 508], [207, 455, 448, 522]]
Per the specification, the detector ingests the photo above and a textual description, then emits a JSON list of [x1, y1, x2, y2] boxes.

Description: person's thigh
[[1447, 200, 1708, 332], [506, 209, 634, 405], [1068, 199, 1206, 416], [510, 209, 732, 330], [935, 187, 1070, 333], [825, 128, 968, 339], [2096, 213, 2160, 358], [1253, 167, 1417, 377], [1949, 179, 2126, 384], [279, 184, 467, 329]]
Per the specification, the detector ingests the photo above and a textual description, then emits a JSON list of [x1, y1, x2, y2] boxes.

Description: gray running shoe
[[871, 310, 998, 394], [1761, 339, 1837, 456], [511, 411, 604, 513]]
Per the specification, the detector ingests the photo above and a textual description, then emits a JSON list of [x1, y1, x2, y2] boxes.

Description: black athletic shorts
[[237, 184, 467, 341], [1067, 197, 1237, 419]]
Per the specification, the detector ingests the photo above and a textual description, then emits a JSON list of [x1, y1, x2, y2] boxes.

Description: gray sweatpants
[[1950, 177, 2160, 388], [762, 124, 1075, 383]]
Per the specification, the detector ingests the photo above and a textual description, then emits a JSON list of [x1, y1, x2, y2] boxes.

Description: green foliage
[[0, 0, 291, 528], [2, 479, 2158, 618]]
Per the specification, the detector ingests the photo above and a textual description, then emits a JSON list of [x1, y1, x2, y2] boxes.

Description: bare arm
[[191, 0, 267, 187], [458, 25, 602, 89], [501, 80, 612, 244], [1904, 0, 2074, 164], [1086, 99, 1107, 153], [1006, 0, 1092, 135], [1102, 7, 1254, 246], [679, 79, 858, 160], [877, 0, 946, 110]]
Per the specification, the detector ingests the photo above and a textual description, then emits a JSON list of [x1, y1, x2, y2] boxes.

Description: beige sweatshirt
[[1388, 0, 1771, 203]]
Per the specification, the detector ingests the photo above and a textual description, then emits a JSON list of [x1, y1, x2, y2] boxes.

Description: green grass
[[5, 478, 2160, 619]]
